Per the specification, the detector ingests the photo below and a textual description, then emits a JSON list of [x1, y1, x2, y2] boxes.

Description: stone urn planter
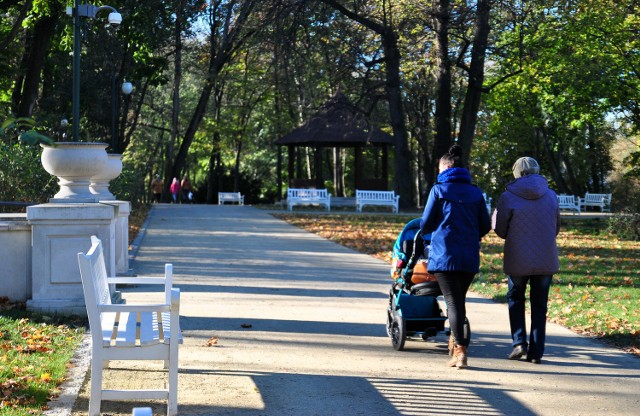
[[40, 142, 109, 203], [90, 153, 123, 200]]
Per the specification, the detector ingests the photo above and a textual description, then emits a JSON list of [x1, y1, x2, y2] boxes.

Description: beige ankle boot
[[448, 334, 455, 356], [447, 345, 468, 369]]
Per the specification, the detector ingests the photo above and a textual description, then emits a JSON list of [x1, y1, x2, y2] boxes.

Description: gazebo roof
[[275, 92, 395, 147]]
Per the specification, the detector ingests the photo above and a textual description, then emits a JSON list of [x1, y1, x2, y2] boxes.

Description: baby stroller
[[386, 218, 470, 351]]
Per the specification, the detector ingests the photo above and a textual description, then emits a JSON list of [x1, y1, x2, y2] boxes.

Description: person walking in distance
[[420, 144, 491, 369], [493, 157, 560, 364], [151, 174, 163, 203], [181, 175, 192, 203], [170, 177, 180, 203]]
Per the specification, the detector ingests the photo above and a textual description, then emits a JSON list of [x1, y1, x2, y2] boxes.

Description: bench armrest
[[98, 303, 172, 313], [108, 276, 167, 285], [108, 264, 174, 305]]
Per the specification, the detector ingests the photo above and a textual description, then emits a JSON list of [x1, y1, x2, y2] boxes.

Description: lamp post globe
[[121, 81, 133, 95]]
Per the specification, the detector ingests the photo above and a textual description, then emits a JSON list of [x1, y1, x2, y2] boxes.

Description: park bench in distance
[[355, 189, 400, 213], [579, 192, 611, 212], [287, 188, 331, 211], [218, 192, 245, 205], [557, 194, 581, 214]]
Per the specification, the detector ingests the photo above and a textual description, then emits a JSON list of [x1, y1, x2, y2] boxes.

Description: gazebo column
[[382, 145, 389, 189], [314, 145, 323, 188], [287, 145, 295, 187], [354, 146, 363, 190], [277, 146, 283, 199]]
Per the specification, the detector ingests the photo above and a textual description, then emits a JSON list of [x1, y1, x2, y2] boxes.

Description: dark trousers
[[434, 272, 475, 347], [507, 275, 553, 359]]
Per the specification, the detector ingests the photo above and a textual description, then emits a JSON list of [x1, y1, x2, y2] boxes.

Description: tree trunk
[[172, 79, 213, 180], [458, 0, 491, 167], [382, 29, 413, 207], [164, 0, 184, 198], [15, 13, 58, 117], [432, 0, 452, 174], [172, 0, 257, 184], [319, 0, 414, 206], [206, 86, 224, 204], [233, 139, 242, 192], [206, 142, 223, 204], [540, 127, 570, 193]]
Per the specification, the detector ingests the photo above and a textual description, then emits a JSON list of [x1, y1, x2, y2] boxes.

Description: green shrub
[[607, 210, 640, 241], [0, 142, 57, 207]]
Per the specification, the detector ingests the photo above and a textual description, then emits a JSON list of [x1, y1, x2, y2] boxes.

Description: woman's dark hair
[[439, 144, 464, 168]]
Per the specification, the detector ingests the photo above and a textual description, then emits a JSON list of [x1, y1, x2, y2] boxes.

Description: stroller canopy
[[392, 218, 431, 263]]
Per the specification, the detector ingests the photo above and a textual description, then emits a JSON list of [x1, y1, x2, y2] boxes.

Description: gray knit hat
[[512, 157, 540, 178]]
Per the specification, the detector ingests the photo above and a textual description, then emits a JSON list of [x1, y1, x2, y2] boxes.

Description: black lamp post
[[69, 1, 122, 142], [111, 76, 133, 151]]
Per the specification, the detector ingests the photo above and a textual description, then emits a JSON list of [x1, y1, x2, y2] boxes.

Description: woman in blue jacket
[[420, 144, 491, 368]]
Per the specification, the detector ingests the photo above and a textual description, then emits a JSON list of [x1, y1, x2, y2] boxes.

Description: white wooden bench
[[557, 194, 581, 214], [579, 192, 611, 212], [218, 192, 244, 205], [77, 236, 181, 416], [287, 188, 331, 211], [355, 189, 399, 213]]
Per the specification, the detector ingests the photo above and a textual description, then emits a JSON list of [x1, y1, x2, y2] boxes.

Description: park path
[[69, 204, 639, 415]]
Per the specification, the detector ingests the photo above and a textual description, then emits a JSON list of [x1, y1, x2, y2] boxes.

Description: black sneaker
[[508, 344, 527, 360]]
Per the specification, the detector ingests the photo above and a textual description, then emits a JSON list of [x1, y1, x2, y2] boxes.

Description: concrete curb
[[43, 334, 92, 416]]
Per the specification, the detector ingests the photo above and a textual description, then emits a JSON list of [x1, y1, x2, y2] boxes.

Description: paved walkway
[[68, 204, 638, 415]]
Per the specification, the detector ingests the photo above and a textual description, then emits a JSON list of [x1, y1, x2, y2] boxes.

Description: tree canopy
[[1, 0, 638, 210]]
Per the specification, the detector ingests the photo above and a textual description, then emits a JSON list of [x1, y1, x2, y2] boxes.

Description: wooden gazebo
[[275, 92, 395, 194]]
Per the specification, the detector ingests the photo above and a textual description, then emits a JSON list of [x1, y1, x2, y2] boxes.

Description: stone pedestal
[[0, 214, 31, 301], [102, 200, 131, 275], [26, 203, 116, 315]]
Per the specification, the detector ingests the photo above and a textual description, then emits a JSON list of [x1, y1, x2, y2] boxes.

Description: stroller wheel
[[390, 315, 406, 351]]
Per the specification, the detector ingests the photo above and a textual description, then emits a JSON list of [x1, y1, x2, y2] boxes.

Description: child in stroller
[[387, 218, 470, 351]]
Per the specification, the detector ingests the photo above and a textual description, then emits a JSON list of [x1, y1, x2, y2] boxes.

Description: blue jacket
[[420, 168, 491, 273]]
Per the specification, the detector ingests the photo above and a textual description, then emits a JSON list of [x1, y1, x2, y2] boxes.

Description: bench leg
[[89, 357, 103, 416], [167, 345, 179, 415]]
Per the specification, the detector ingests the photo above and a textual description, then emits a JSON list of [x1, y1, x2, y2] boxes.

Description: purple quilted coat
[[493, 174, 560, 277]]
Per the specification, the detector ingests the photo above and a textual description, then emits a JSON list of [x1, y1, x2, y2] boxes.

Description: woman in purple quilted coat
[[493, 157, 560, 364]]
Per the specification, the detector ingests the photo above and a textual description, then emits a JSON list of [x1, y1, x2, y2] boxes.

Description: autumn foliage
[[0, 298, 83, 413]]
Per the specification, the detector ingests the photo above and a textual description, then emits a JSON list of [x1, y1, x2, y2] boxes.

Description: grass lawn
[[273, 213, 640, 356], [0, 299, 85, 415]]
